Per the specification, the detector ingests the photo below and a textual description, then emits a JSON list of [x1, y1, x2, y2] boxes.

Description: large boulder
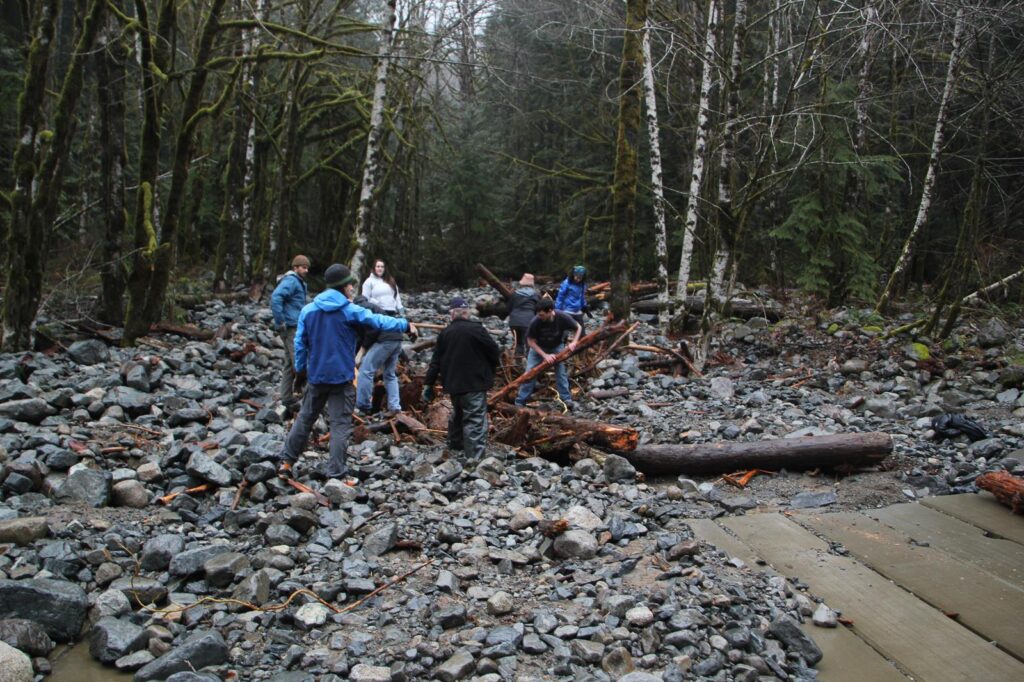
[[0, 640, 32, 682], [0, 579, 88, 642], [67, 339, 110, 365], [55, 468, 111, 507], [0, 517, 49, 545], [133, 630, 228, 682], [0, 398, 55, 424], [89, 617, 147, 664]]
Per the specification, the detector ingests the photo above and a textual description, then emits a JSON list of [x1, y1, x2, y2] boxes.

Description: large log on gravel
[[621, 432, 892, 475], [632, 295, 782, 321]]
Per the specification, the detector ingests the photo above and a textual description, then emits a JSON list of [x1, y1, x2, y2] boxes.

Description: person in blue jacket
[[271, 255, 309, 407], [555, 264, 588, 330], [277, 263, 416, 484]]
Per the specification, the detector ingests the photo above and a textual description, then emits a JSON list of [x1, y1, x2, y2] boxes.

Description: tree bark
[[622, 433, 893, 475], [349, 0, 397, 282], [641, 19, 670, 332], [493, 403, 639, 452], [609, 0, 646, 322], [676, 0, 717, 303], [474, 263, 515, 299], [876, 6, 966, 313]]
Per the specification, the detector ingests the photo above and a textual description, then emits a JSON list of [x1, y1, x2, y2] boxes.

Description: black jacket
[[353, 295, 405, 350], [507, 287, 540, 328], [425, 318, 501, 395]]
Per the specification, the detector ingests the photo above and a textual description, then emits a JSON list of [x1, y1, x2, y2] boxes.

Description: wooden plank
[[687, 519, 910, 682], [922, 493, 1024, 546], [721, 513, 1024, 682], [799, 511, 1024, 660], [866, 503, 1024, 583]]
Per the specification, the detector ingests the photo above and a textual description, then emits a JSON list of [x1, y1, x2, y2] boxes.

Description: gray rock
[[0, 618, 54, 656], [167, 409, 208, 428], [812, 603, 838, 628], [619, 674, 661, 682], [840, 359, 869, 375], [602, 646, 634, 677], [968, 438, 1004, 459], [185, 452, 232, 487], [435, 650, 475, 682], [0, 640, 32, 682], [56, 468, 111, 507], [89, 616, 147, 663], [0, 398, 56, 424], [133, 630, 228, 682], [0, 517, 48, 545], [790, 491, 838, 509], [603, 454, 636, 484], [112, 480, 150, 508], [977, 318, 1009, 348], [67, 340, 111, 365], [0, 578, 88, 642], [768, 614, 823, 664], [293, 603, 329, 630], [105, 386, 153, 415], [124, 364, 150, 392], [169, 545, 232, 577], [140, 534, 185, 572], [362, 522, 397, 557], [570, 639, 605, 663], [264, 524, 300, 546], [863, 397, 897, 418], [486, 591, 515, 616], [110, 577, 167, 606], [231, 569, 271, 605], [203, 552, 249, 588], [115, 649, 154, 671], [91, 589, 131, 618], [552, 529, 598, 560], [710, 377, 735, 399]]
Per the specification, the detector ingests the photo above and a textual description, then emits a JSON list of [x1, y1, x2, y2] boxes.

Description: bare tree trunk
[[876, 5, 966, 313], [642, 19, 670, 331], [349, 0, 398, 282], [676, 0, 718, 302], [96, 5, 128, 324], [610, 0, 647, 322]]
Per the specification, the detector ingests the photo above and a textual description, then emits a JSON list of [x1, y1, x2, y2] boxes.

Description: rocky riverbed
[[0, 287, 1021, 681]]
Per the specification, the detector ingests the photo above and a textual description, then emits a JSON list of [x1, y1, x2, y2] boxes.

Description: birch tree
[[875, 5, 966, 313], [642, 19, 670, 330], [676, 0, 718, 302], [349, 0, 398, 282]]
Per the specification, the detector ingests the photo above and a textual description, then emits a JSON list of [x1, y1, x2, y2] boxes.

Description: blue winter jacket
[[294, 289, 409, 384], [271, 272, 307, 327], [555, 277, 587, 314]]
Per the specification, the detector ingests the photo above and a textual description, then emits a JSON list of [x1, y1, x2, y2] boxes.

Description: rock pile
[[0, 289, 1020, 680]]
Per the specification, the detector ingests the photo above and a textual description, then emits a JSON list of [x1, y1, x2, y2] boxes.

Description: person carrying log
[[421, 297, 501, 461], [270, 255, 310, 411], [514, 298, 582, 411], [507, 273, 540, 359], [555, 264, 589, 330]]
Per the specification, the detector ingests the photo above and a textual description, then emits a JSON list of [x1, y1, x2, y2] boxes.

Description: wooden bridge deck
[[688, 492, 1024, 682]]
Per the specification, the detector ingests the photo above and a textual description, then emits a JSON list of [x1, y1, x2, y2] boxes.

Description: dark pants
[[280, 382, 356, 477], [511, 326, 529, 358], [567, 312, 585, 333], [448, 392, 488, 460]]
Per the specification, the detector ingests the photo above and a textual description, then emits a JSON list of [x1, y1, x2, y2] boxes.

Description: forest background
[[1, 0, 1022, 351]]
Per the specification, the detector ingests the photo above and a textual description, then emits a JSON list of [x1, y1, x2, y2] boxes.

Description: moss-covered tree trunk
[[124, 0, 230, 344], [609, 0, 647, 322], [2, 0, 105, 350], [96, 6, 128, 324]]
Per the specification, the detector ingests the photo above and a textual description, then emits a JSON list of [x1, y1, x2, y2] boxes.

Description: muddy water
[[49, 641, 134, 682]]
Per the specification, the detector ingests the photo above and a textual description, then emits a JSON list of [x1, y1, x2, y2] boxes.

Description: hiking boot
[[278, 461, 293, 477]]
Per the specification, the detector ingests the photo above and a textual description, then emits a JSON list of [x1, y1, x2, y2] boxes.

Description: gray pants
[[277, 327, 298, 403], [280, 382, 356, 477], [448, 392, 488, 460]]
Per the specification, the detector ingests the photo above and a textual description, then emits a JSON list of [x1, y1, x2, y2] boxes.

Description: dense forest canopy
[[1, 0, 1022, 350]]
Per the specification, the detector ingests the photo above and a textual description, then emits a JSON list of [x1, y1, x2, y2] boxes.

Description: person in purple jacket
[[277, 263, 416, 484]]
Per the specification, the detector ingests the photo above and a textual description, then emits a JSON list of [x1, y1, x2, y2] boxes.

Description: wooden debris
[[494, 403, 639, 452], [280, 477, 330, 506], [475, 263, 515, 300], [149, 322, 216, 340], [622, 432, 893, 475], [488, 321, 628, 405], [976, 471, 1024, 514], [158, 483, 211, 505]]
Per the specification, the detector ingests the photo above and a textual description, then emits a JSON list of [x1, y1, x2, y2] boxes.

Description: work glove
[[294, 369, 307, 395], [421, 386, 435, 403]]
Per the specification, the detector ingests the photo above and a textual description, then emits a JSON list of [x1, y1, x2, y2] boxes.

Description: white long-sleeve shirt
[[361, 274, 403, 312]]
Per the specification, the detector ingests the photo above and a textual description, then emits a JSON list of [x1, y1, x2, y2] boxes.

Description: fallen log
[[494, 403, 638, 452], [394, 412, 440, 445], [149, 322, 216, 340], [488, 321, 628, 405], [633, 295, 782, 321], [475, 263, 515, 300], [976, 471, 1024, 514], [589, 387, 630, 400], [621, 432, 892, 475]]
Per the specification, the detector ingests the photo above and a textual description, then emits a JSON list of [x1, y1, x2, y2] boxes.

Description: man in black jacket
[[422, 297, 501, 460]]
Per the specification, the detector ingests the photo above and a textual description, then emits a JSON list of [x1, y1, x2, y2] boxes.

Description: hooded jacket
[[555, 277, 586, 314], [294, 289, 408, 384], [507, 286, 540, 328], [271, 271, 307, 327]]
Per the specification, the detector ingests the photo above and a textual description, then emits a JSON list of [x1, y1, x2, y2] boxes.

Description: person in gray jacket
[[506, 273, 540, 359]]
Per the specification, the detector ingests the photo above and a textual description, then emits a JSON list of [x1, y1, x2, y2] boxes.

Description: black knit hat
[[324, 263, 357, 288]]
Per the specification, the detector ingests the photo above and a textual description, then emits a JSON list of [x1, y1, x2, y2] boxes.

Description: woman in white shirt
[[361, 259, 404, 315], [356, 259, 406, 415]]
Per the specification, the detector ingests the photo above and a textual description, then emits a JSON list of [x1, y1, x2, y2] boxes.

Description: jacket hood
[[313, 288, 349, 312], [514, 286, 536, 295]]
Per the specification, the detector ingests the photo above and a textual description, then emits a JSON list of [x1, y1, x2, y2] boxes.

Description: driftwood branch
[[493, 403, 638, 452], [475, 263, 514, 299]]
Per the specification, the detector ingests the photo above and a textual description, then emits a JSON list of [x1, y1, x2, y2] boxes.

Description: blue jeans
[[356, 339, 402, 412], [515, 346, 572, 405]]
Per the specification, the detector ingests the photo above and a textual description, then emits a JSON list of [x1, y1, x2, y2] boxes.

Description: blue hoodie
[[555, 276, 586, 314], [294, 289, 409, 384]]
